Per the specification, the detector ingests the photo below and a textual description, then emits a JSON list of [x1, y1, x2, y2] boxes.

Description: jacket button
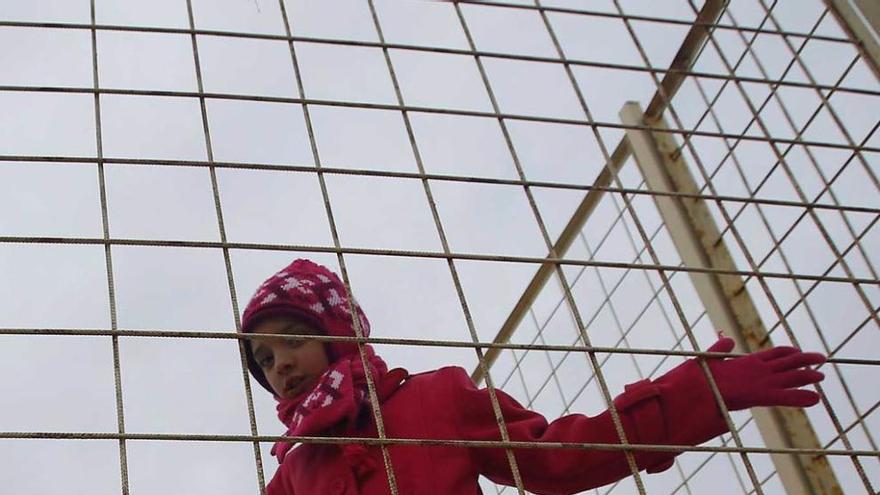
[[330, 478, 345, 494]]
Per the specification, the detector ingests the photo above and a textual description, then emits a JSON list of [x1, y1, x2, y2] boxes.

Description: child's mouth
[[285, 376, 309, 396]]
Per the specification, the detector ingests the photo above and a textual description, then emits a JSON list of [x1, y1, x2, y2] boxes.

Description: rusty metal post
[[824, 0, 880, 81], [620, 101, 843, 495]]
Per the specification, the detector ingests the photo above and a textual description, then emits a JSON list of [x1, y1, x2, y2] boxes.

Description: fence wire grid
[[0, 0, 878, 494]]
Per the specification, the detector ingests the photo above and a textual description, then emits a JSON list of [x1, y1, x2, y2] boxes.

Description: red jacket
[[267, 363, 728, 495]]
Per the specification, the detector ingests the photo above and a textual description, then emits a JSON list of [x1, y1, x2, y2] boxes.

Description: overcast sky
[[0, 0, 878, 494]]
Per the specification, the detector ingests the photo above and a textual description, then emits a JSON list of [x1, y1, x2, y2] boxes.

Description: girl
[[240, 259, 825, 494]]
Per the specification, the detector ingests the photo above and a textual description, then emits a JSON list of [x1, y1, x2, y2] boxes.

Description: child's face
[[250, 316, 331, 399]]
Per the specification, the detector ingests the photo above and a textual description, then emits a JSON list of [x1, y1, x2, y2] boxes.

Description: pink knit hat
[[240, 259, 371, 394]]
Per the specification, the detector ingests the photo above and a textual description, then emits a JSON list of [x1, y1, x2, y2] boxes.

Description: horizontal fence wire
[[0, 431, 877, 458], [0, 6, 862, 44], [0, 156, 878, 215], [0, 328, 876, 366], [1, 88, 877, 151], [1, 238, 877, 285]]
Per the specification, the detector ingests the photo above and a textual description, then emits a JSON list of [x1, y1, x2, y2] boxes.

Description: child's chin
[[285, 380, 315, 400]]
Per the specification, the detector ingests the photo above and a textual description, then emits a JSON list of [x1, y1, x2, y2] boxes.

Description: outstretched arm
[[457, 337, 825, 495]]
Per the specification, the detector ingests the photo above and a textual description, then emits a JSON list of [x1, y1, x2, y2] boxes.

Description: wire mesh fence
[[0, 0, 877, 494]]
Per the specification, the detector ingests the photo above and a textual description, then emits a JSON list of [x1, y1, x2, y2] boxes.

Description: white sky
[[0, 0, 878, 494]]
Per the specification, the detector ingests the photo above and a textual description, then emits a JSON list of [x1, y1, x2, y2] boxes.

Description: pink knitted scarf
[[271, 347, 408, 469]]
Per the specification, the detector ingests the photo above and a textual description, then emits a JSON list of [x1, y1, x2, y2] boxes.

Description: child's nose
[[275, 350, 297, 374]]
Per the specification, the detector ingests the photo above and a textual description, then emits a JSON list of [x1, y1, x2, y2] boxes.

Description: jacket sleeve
[[447, 362, 729, 495]]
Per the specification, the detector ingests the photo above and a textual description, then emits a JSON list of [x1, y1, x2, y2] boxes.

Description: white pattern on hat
[[326, 288, 345, 306], [282, 277, 315, 295]]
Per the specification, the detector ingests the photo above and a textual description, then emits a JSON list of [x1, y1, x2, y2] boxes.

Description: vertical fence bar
[[363, 2, 530, 492], [88, 2, 130, 494], [274, 2, 401, 492], [182, 2, 267, 492], [454, 0, 654, 489]]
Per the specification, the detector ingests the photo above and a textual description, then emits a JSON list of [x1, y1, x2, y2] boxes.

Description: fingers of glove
[[771, 389, 822, 408], [771, 369, 825, 389], [726, 389, 777, 410], [769, 351, 826, 372], [755, 345, 800, 362], [707, 337, 735, 354]]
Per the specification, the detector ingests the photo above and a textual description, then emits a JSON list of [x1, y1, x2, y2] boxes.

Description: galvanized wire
[[0, 328, 874, 368], [183, 1, 267, 492], [2, 83, 878, 152], [273, 0, 401, 492], [2, 235, 879, 284], [2, 154, 877, 216], [0, 430, 877, 458], [0, 19, 873, 96], [87, 1, 129, 493]]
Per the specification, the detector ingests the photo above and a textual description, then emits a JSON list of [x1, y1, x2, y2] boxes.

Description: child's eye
[[256, 354, 273, 369]]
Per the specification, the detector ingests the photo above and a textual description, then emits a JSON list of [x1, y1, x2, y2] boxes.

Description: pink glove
[[704, 337, 826, 410]]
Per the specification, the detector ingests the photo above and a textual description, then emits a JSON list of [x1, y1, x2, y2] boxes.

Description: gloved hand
[[704, 337, 826, 410]]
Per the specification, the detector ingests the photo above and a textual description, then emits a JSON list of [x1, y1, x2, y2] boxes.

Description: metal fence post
[[621, 101, 843, 495]]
